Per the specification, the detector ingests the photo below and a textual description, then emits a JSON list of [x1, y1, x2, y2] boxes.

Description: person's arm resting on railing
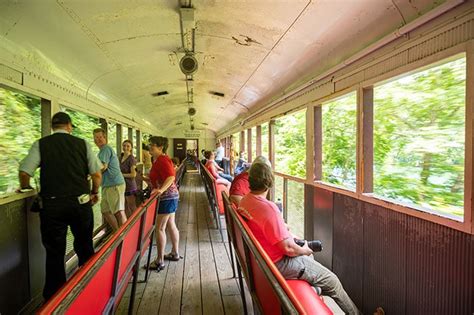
[[153, 176, 175, 196]]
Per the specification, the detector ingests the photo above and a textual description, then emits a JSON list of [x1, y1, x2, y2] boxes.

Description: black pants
[[40, 197, 95, 300]]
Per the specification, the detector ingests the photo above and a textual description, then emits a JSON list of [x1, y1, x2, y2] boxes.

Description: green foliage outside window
[[64, 108, 100, 155], [0, 88, 41, 194], [232, 132, 240, 156], [373, 56, 465, 219], [275, 110, 306, 178], [132, 129, 137, 157], [287, 180, 304, 238], [321, 92, 357, 189], [108, 122, 117, 153]]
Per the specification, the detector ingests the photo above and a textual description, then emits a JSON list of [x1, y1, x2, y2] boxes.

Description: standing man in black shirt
[[18, 112, 102, 300]]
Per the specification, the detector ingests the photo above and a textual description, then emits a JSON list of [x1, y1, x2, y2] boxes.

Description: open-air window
[[321, 91, 357, 190], [63, 107, 100, 155], [275, 110, 306, 178], [373, 55, 466, 220], [0, 87, 41, 195]]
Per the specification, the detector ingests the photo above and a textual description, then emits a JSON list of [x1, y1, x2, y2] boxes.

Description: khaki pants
[[275, 255, 360, 315], [101, 183, 126, 214]]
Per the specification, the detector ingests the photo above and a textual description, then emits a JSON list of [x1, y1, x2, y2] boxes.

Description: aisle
[[116, 172, 253, 315]]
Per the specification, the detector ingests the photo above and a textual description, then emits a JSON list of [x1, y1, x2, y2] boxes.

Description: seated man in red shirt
[[229, 162, 251, 206], [238, 163, 360, 315]]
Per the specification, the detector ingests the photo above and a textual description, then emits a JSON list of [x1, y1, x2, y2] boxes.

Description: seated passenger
[[200, 149, 207, 165], [234, 151, 247, 175], [204, 151, 231, 189], [238, 163, 360, 315], [230, 159, 256, 206]]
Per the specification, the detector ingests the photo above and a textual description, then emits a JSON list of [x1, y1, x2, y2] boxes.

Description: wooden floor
[[116, 172, 254, 315]]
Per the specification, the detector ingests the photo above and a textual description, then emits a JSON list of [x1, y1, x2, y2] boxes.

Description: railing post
[[116, 124, 122, 154], [247, 128, 252, 162], [256, 125, 262, 157]]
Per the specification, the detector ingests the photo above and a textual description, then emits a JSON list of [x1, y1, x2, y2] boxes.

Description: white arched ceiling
[[0, 0, 448, 135]]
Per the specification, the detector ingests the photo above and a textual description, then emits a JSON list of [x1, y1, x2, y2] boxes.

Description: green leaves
[[373, 57, 465, 218]]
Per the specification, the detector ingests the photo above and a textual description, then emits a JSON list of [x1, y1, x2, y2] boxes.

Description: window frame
[[317, 90, 358, 191], [311, 43, 473, 234], [0, 85, 43, 203]]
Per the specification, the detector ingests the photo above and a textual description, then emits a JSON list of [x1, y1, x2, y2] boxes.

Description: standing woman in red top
[[147, 136, 181, 271]]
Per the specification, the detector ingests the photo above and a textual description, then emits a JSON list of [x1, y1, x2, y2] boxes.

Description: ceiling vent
[[180, 53, 198, 75], [152, 91, 169, 97], [188, 107, 196, 116], [209, 91, 225, 97]]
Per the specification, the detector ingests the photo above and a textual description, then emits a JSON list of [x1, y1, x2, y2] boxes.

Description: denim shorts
[[157, 198, 178, 214]]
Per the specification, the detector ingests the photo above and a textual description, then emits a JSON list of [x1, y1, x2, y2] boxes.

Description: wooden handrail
[[38, 193, 159, 314]]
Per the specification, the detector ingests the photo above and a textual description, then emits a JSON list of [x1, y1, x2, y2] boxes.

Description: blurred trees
[[373, 57, 465, 217], [275, 110, 306, 178], [0, 88, 41, 194]]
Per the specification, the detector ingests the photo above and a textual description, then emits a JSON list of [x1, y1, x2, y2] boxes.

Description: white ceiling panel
[[0, 0, 451, 134]]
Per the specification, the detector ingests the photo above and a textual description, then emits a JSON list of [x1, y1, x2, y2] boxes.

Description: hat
[[52, 112, 75, 127]]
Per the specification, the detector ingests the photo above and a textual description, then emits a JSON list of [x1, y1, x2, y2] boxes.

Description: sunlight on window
[[373, 55, 465, 219], [321, 92, 357, 189]]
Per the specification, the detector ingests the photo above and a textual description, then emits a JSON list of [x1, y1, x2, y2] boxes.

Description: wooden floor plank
[[158, 228, 187, 315], [114, 172, 253, 315], [196, 182, 224, 314], [180, 180, 202, 315]]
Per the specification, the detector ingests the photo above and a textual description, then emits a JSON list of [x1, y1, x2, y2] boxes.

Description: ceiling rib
[[209, 0, 313, 128]]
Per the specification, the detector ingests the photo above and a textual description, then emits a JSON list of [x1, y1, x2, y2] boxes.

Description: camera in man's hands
[[294, 238, 323, 252]]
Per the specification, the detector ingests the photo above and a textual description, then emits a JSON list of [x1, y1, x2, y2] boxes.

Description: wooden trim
[[313, 106, 322, 181], [274, 172, 307, 184], [136, 129, 141, 163], [99, 118, 107, 136], [362, 43, 468, 88], [240, 130, 245, 154], [309, 180, 471, 234], [0, 190, 36, 205], [41, 98, 52, 137], [256, 125, 262, 157], [230, 135, 235, 175], [116, 124, 122, 153], [247, 128, 252, 162], [465, 40, 474, 234], [269, 120, 276, 169], [305, 104, 314, 183], [357, 87, 373, 193]]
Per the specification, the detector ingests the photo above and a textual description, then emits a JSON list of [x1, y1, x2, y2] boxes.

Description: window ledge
[[311, 181, 471, 234], [0, 190, 37, 205]]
